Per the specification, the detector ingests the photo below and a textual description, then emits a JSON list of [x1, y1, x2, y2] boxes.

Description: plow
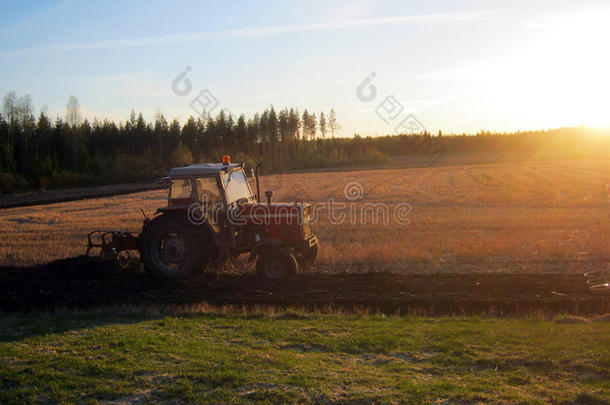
[[86, 156, 318, 280]]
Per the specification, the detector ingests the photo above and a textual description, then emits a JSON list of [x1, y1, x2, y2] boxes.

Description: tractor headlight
[[302, 206, 313, 239]]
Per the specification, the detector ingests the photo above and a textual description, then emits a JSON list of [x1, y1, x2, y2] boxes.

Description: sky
[[0, 0, 609, 136]]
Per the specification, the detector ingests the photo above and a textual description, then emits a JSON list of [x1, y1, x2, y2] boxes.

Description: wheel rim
[[153, 232, 191, 274]]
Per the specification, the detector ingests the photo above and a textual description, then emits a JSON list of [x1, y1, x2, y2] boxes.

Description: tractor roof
[[169, 163, 241, 177]]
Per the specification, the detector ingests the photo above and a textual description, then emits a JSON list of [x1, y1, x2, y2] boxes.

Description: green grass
[[0, 307, 608, 404]]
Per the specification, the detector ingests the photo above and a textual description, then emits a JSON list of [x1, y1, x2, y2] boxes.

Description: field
[[1, 308, 609, 404], [1, 157, 609, 403], [1, 157, 608, 273]]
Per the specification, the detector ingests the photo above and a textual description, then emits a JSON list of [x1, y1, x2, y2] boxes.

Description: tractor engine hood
[[231, 203, 313, 243], [234, 202, 309, 221]]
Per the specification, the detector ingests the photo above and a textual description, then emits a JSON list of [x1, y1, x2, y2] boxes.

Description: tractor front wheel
[[256, 248, 298, 279], [298, 243, 318, 270]]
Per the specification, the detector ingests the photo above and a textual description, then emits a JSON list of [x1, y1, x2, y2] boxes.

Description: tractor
[[87, 156, 318, 280]]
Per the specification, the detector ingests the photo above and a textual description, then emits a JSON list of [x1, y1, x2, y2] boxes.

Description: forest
[[1, 90, 608, 193]]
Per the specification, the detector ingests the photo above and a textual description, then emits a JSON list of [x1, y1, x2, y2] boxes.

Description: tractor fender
[[248, 238, 283, 262], [142, 211, 220, 248]]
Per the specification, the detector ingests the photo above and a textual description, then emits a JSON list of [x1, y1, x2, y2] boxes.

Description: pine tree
[[267, 106, 279, 168], [168, 119, 181, 158], [0, 113, 9, 171], [319, 111, 327, 139], [309, 113, 317, 140], [247, 114, 260, 156], [66, 95, 81, 170], [302, 110, 311, 140], [182, 116, 200, 154], [278, 108, 289, 143], [204, 116, 217, 157], [267, 106, 278, 144], [288, 108, 300, 141], [18, 94, 35, 175], [224, 111, 235, 153], [235, 115, 247, 150], [35, 112, 52, 159], [154, 111, 169, 165]]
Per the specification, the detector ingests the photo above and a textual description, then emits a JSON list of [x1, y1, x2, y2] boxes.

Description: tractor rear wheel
[[256, 248, 298, 279], [140, 215, 209, 280]]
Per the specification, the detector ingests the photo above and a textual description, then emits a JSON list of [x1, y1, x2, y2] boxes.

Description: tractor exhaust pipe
[[255, 163, 262, 203], [265, 190, 273, 204]]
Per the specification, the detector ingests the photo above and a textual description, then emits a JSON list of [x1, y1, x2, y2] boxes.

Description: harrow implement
[[584, 271, 610, 291], [86, 230, 140, 262]]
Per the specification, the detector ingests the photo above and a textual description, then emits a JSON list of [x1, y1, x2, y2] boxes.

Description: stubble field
[[0, 157, 608, 274]]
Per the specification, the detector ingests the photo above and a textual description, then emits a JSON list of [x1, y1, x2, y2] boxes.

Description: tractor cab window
[[196, 177, 222, 206], [223, 169, 253, 204], [170, 178, 194, 206]]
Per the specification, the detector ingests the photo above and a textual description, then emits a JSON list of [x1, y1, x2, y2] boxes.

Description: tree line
[[1, 90, 608, 193], [0, 91, 377, 192]]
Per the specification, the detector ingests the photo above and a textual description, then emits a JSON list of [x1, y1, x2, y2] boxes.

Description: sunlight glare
[[480, 9, 610, 129]]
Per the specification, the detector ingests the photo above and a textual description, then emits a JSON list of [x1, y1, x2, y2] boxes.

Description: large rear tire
[[140, 215, 209, 280], [256, 248, 298, 279]]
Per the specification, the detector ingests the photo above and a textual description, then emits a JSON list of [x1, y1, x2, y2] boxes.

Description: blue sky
[[1, 0, 609, 136]]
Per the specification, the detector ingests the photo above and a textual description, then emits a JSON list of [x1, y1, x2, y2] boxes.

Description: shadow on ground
[[0, 256, 608, 315]]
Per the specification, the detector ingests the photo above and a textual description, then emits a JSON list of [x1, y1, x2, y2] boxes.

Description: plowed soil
[[1, 256, 607, 315]]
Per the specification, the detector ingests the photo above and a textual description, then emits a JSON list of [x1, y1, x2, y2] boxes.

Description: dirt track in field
[[0, 181, 165, 209], [0, 257, 607, 315]]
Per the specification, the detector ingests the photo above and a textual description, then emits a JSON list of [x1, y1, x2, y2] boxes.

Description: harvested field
[[1, 158, 608, 274]]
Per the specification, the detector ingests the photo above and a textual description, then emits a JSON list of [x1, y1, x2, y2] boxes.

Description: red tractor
[[87, 156, 318, 280]]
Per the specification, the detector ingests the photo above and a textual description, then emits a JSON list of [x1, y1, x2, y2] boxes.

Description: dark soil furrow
[[0, 256, 608, 315]]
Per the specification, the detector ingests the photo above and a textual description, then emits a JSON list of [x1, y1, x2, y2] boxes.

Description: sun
[[478, 8, 610, 130], [531, 10, 610, 128]]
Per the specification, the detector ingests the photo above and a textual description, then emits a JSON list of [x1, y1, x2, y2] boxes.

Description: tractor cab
[[165, 161, 252, 210]]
